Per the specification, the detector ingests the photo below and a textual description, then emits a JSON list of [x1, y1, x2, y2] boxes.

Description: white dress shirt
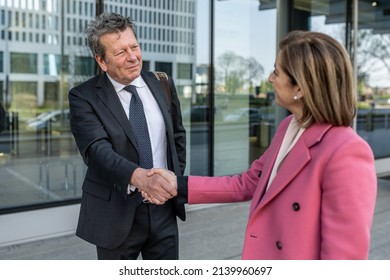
[[107, 74, 168, 192]]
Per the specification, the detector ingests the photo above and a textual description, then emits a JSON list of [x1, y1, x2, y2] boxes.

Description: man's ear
[[95, 55, 107, 72]]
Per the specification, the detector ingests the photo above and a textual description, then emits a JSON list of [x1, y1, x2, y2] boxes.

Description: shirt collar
[[106, 73, 146, 93]]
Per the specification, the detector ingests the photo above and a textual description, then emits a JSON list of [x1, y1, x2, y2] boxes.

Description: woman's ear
[[295, 86, 303, 99]]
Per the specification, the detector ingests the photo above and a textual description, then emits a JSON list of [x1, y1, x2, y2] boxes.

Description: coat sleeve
[[320, 134, 377, 259], [68, 86, 137, 196], [186, 116, 291, 204], [187, 155, 265, 204]]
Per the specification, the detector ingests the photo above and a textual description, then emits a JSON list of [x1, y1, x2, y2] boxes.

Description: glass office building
[[0, 0, 389, 247]]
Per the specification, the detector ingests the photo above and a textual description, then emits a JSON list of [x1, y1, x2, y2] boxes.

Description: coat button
[[292, 202, 300, 211], [276, 241, 283, 250]]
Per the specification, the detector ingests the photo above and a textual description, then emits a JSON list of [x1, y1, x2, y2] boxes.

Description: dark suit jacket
[[68, 71, 186, 249]]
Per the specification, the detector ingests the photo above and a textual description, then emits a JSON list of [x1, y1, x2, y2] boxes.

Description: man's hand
[[149, 168, 177, 188], [130, 168, 176, 205], [141, 169, 178, 204]]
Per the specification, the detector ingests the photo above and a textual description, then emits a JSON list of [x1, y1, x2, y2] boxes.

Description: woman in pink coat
[[146, 31, 377, 260]]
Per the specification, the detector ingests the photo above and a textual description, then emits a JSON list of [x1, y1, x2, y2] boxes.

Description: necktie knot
[[124, 85, 138, 98]]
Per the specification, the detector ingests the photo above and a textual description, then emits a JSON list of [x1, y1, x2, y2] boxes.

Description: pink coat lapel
[[258, 139, 311, 209], [251, 118, 333, 213], [249, 117, 289, 212]]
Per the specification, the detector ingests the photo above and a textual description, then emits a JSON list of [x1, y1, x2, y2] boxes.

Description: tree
[[246, 57, 264, 95], [216, 51, 264, 95], [217, 51, 246, 94], [357, 30, 390, 87]]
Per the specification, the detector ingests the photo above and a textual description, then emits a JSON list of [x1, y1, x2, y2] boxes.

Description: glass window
[[177, 63, 192, 79], [155, 61, 173, 77], [142, 60, 150, 71], [44, 82, 59, 108], [15, 11, 19, 26], [286, 0, 390, 159], [28, 13, 33, 28], [43, 54, 60, 75], [355, 0, 390, 159], [74, 56, 95, 76], [10, 81, 37, 116], [0, 51, 3, 72], [214, 0, 277, 176], [10, 53, 38, 74], [0, 81, 3, 101], [1, 9, 5, 25], [7, 1, 381, 221], [0, 0, 204, 213]]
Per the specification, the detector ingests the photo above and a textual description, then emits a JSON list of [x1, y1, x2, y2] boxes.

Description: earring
[[293, 95, 298, 101]]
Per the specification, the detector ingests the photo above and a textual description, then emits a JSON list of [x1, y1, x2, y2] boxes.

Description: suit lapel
[[94, 72, 172, 156], [95, 74, 138, 147]]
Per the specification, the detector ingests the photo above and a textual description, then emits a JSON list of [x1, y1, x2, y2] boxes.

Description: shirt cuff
[[128, 184, 136, 194]]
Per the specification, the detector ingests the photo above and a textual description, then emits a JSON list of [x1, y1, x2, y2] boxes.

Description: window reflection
[[292, 0, 390, 159], [0, 0, 388, 214], [214, 0, 277, 175], [355, 1, 390, 159], [0, 0, 199, 212], [11, 53, 37, 73]]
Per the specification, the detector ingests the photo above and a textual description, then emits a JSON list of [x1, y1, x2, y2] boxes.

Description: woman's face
[[268, 53, 302, 115]]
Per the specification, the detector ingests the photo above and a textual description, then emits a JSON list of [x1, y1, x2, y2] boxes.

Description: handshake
[[131, 168, 177, 205]]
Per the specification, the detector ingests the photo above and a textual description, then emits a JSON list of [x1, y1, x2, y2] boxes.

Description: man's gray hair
[[86, 13, 137, 60]]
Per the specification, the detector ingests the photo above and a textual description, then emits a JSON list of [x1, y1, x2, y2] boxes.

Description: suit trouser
[[96, 201, 179, 260]]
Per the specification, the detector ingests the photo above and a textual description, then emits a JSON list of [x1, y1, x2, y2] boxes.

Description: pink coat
[[188, 115, 377, 259]]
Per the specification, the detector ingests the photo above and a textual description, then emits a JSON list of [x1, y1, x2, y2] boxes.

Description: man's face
[[96, 27, 142, 85]]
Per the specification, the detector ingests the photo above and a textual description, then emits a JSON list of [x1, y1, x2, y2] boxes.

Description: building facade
[[0, 0, 389, 248]]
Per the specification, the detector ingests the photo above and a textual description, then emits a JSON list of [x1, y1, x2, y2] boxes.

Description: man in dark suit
[[68, 13, 186, 260]]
